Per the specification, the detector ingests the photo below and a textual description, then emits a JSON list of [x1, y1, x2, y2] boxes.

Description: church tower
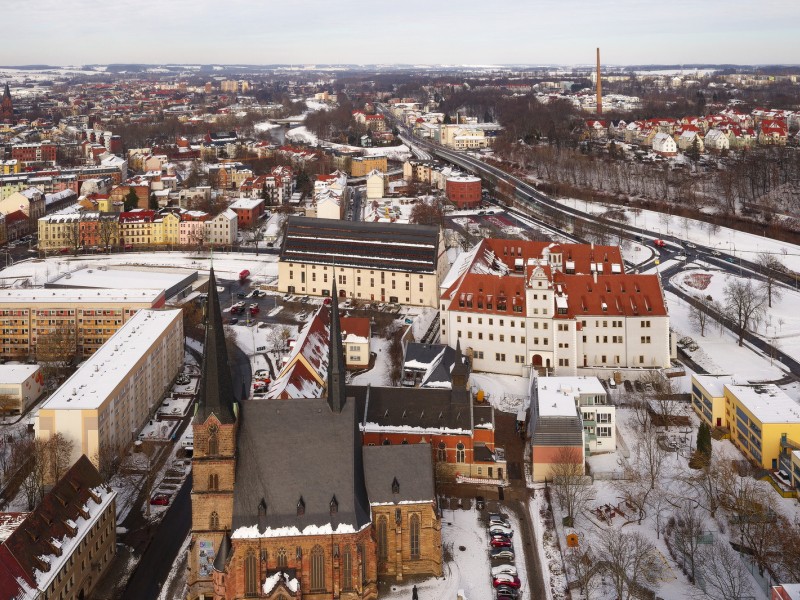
[[327, 276, 346, 413], [188, 268, 239, 600], [0, 83, 13, 123]]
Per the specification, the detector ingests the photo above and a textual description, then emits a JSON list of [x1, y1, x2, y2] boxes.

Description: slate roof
[[363, 445, 435, 504], [530, 416, 584, 446], [280, 216, 440, 274], [195, 268, 237, 425], [352, 385, 474, 432], [232, 397, 371, 533]]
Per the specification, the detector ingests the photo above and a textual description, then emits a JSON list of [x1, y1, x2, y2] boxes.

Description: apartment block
[[35, 309, 183, 469]]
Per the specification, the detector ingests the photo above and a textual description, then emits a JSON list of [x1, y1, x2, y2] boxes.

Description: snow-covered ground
[[285, 126, 318, 145]]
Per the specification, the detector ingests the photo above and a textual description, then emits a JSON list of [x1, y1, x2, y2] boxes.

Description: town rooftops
[[726, 383, 800, 424], [363, 444, 435, 505], [693, 374, 736, 398], [40, 309, 182, 411], [281, 216, 440, 274], [228, 197, 264, 211]]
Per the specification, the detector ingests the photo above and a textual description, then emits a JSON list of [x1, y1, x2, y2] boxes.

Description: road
[[121, 345, 251, 599]]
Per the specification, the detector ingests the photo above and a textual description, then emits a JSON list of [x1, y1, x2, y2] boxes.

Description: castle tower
[[188, 267, 239, 600], [1, 83, 13, 122], [596, 48, 603, 116]]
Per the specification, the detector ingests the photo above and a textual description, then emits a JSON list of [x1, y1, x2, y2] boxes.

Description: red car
[[150, 493, 170, 506], [493, 574, 521, 588], [489, 535, 512, 548], [653, 239, 666, 247]]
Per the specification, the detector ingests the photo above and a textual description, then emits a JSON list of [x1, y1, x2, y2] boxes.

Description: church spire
[[451, 339, 469, 390], [195, 267, 237, 424], [327, 271, 346, 413]]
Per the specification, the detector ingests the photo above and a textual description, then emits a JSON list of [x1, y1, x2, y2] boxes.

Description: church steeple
[[195, 267, 237, 424], [0, 83, 12, 122], [327, 273, 346, 413], [451, 339, 469, 390]]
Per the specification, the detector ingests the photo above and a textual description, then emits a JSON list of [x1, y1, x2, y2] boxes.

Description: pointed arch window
[[209, 511, 219, 529], [208, 473, 219, 491], [277, 547, 287, 568], [456, 442, 466, 463], [410, 514, 421, 559], [207, 430, 219, 456], [377, 516, 388, 560], [244, 549, 258, 596], [311, 545, 325, 591], [342, 546, 353, 591]]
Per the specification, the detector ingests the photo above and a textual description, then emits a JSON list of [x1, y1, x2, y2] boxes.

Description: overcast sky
[[5, 0, 800, 66]]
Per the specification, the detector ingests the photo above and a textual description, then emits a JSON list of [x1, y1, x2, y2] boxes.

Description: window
[[495, 353, 506, 361], [208, 473, 218, 490], [641, 336, 651, 344], [378, 516, 388, 559], [277, 547, 287, 568], [245, 549, 258, 596], [456, 443, 466, 463], [209, 511, 219, 529], [558, 358, 570, 366], [207, 431, 218, 456], [597, 426, 612, 437], [343, 547, 353, 590], [641, 320, 651, 328], [410, 514, 421, 559], [311, 545, 325, 591]]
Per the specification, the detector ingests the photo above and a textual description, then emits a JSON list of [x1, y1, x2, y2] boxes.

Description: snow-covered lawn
[[351, 337, 391, 387], [469, 372, 530, 414]]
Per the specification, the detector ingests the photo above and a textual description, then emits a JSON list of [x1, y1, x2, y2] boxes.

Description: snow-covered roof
[[263, 571, 299, 594], [40, 309, 182, 411], [48, 266, 189, 292], [0, 364, 39, 385], [725, 383, 800, 424], [228, 197, 264, 210], [692, 374, 735, 398], [0, 288, 162, 305], [536, 376, 605, 417]]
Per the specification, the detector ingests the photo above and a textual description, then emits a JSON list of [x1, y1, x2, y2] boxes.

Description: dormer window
[[330, 495, 338, 515], [392, 477, 400, 495], [297, 496, 305, 517], [258, 498, 267, 517]]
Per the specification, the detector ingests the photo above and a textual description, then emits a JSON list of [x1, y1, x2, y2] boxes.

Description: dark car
[[476, 496, 485, 510], [237, 292, 247, 298], [489, 535, 512, 548], [489, 524, 514, 538], [489, 548, 515, 561], [150, 493, 170, 506], [230, 317, 238, 325], [496, 586, 519, 599]]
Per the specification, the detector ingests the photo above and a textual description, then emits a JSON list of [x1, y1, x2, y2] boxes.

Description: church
[[187, 271, 442, 600]]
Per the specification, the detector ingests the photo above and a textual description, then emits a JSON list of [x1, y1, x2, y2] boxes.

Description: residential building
[[350, 156, 387, 177], [0, 364, 44, 414], [206, 209, 237, 246], [772, 584, 800, 600], [0, 188, 46, 223], [440, 239, 670, 377], [35, 308, 184, 469], [691, 374, 735, 428], [341, 317, 371, 369], [0, 456, 116, 600], [704, 129, 730, 152], [0, 288, 165, 358], [11, 142, 57, 166], [652, 132, 677, 156], [365, 170, 386, 200], [529, 376, 585, 482], [228, 197, 264, 229], [278, 217, 448, 308]]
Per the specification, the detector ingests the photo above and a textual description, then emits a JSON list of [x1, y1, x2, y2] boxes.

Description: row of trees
[[0, 432, 74, 510]]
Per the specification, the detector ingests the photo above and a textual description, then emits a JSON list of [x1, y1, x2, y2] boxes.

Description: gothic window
[[437, 441, 447, 462], [297, 496, 305, 516], [209, 511, 219, 529], [359, 544, 366, 584], [207, 430, 219, 456], [456, 442, 466, 463], [208, 473, 219, 490], [277, 547, 287, 568], [410, 514, 421, 559], [311, 545, 325, 591], [244, 549, 258, 596], [342, 546, 353, 591], [377, 516, 388, 560], [330, 495, 338, 515]]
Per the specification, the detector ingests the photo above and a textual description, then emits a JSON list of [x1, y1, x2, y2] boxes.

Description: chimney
[[596, 48, 603, 116]]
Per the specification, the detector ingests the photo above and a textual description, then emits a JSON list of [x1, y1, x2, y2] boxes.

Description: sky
[[4, 0, 800, 66]]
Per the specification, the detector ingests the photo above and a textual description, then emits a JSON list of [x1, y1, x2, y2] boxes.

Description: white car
[[491, 564, 518, 577], [489, 524, 514, 537]]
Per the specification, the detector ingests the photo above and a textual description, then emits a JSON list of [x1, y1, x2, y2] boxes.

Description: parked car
[[489, 513, 511, 527], [489, 524, 514, 537], [653, 239, 666, 247], [685, 241, 697, 249], [229, 317, 238, 325], [489, 548, 515, 561], [254, 370, 270, 379], [711, 249, 721, 256], [237, 292, 247, 298], [150, 493, 170, 506], [249, 304, 260, 315], [476, 495, 485, 510], [495, 586, 519, 599], [491, 564, 518, 577], [489, 535, 512, 548], [493, 574, 521, 589]]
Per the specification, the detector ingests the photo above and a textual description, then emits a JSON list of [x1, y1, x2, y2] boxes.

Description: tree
[[36, 326, 78, 384], [689, 296, 716, 337], [687, 136, 701, 163], [20, 437, 48, 510], [268, 324, 292, 353], [0, 394, 18, 416], [244, 226, 263, 256], [599, 529, 664, 600], [616, 421, 668, 524], [46, 432, 74, 484], [124, 188, 139, 211], [97, 214, 119, 253], [696, 421, 712, 460], [190, 224, 210, 250], [565, 544, 600, 600], [723, 279, 766, 347], [550, 446, 594, 527], [387, 325, 405, 386], [409, 198, 445, 227], [63, 215, 82, 256], [149, 193, 159, 210], [695, 540, 754, 600], [671, 501, 706, 581], [755, 252, 784, 308]]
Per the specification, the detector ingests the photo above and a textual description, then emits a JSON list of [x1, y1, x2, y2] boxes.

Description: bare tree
[[0, 393, 18, 416], [97, 215, 119, 253], [387, 325, 405, 386], [93, 441, 122, 481], [243, 226, 263, 256], [695, 540, 754, 600], [679, 455, 726, 518], [20, 438, 49, 510], [46, 432, 75, 484], [755, 252, 784, 308], [672, 501, 706, 581], [689, 296, 717, 337], [723, 279, 766, 347], [599, 529, 664, 600], [63, 215, 82, 256], [616, 422, 668, 524], [191, 224, 210, 250], [550, 446, 594, 527], [565, 544, 600, 600], [268, 324, 292, 353], [36, 326, 78, 384]]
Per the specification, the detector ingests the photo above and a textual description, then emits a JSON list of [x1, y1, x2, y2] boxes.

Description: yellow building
[[0, 159, 20, 174], [725, 383, 800, 470], [35, 308, 183, 469], [0, 288, 164, 358], [152, 211, 181, 245], [691, 374, 735, 428], [350, 155, 388, 177]]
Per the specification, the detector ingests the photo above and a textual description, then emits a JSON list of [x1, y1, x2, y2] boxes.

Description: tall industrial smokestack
[[596, 48, 603, 116]]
